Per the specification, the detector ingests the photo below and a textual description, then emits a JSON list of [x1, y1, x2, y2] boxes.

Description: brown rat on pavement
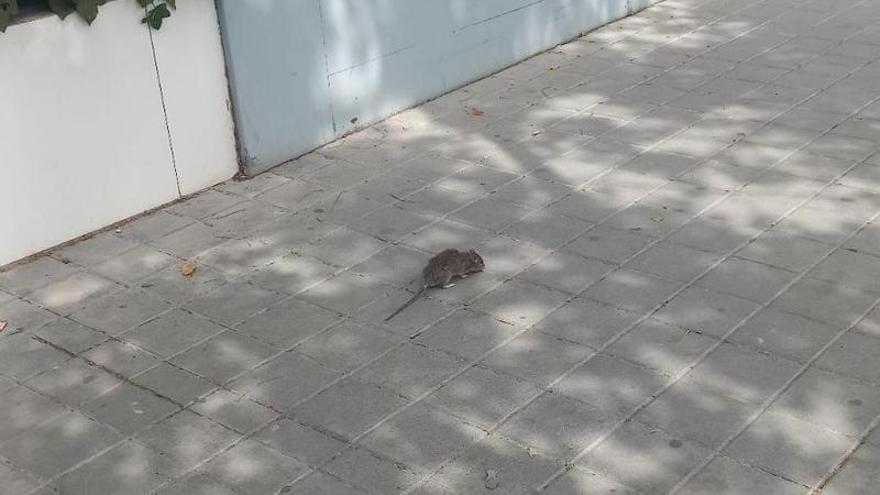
[[384, 248, 485, 322]]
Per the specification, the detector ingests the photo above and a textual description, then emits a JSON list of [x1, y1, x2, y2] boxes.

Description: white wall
[[218, 0, 663, 175], [0, 0, 238, 266]]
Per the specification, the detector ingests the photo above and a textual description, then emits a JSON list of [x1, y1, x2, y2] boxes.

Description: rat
[[384, 248, 485, 322]]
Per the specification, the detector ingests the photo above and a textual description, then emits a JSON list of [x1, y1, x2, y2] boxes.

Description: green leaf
[[0, 0, 20, 33], [136, 0, 152, 7], [165, 0, 175, 10], [47, 0, 75, 19], [74, 0, 98, 24], [142, 2, 169, 29]]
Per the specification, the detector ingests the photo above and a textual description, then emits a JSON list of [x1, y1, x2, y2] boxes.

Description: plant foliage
[[0, 0, 176, 33]]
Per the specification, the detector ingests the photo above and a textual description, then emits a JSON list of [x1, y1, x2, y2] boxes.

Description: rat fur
[[384, 249, 485, 322]]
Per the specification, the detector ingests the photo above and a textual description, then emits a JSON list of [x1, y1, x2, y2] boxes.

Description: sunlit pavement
[[3, 0, 880, 493]]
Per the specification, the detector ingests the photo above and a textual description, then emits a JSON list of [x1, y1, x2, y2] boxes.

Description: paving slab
[[3, 0, 880, 491]]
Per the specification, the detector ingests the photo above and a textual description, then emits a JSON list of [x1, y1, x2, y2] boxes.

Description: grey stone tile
[[151, 222, 230, 260], [822, 443, 880, 495], [137, 410, 240, 473], [82, 382, 178, 434], [772, 278, 876, 328], [543, 466, 638, 495], [696, 256, 796, 303], [538, 298, 641, 349], [28, 271, 119, 315], [654, 286, 760, 339], [235, 298, 341, 349], [357, 343, 466, 399], [400, 183, 481, 216], [55, 439, 176, 495], [493, 176, 572, 208], [298, 272, 395, 314], [728, 308, 839, 363], [567, 226, 656, 264], [248, 253, 337, 295], [82, 339, 160, 378], [577, 420, 711, 494], [435, 164, 519, 196], [817, 330, 880, 384], [26, 357, 122, 406], [432, 434, 560, 494], [811, 248, 880, 295], [350, 245, 431, 288], [153, 473, 239, 495], [555, 353, 667, 418], [503, 208, 592, 248], [184, 281, 286, 327], [0, 385, 68, 443], [92, 245, 177, 283], [198, 439, 308, 495], [195, 236, 290, 277], [2, 410, 123, 479], [69, 288, 173, 335], [499, 392, 613, 458], [774, 366, 880, 437], [452, 197, 533, 232], [475, 235, 552, 279], [416, 309, 520, 360], [204, 200, 289, 238], [0, 332, 70, 380], [33, 317, 105, 354], [286, 471, 368, 495], [228, 352, 339, 411], [138, 262, 229, 303], [582, 268, 683, 314], [170, 189, 244, 219], [361, 403, 486, 472], [0, 460, 41, 495], [53, 232, 140, 267], [292, 379, 407, 441], [626, 241, 721, 283], [427, 365, 541, 429], [738, 230, 831, 272], [610, 318, 717, 376], [402, 219, 493, 253], [252, 418, 344, 466], [297, 320, 397, 373], [677, 455, 805, 495], [668, 218, 761, 254], [120, 211, 193, 243], [354, 205, 434, 242], [170, 330, 276, 384], [191, 388, 278, 434], [724, 410, 851, 486], [254, 178, 327, 210], [248, 210, 340, 250], [484, 329, 593, 386], [517, 251, 614, 294], [302, 227, 388, 268], [133, 363, 216, 404], [0, 256, 81, 294], [324, 446, 422, 494], [636, 379, 757, 449], [681, 343, 801, 405], [0, 297, 57, 335], [548, 190, 627, 224], [471, 279, 570, 327], [358, 287, 457, 337], [121, 310, 226, 358]]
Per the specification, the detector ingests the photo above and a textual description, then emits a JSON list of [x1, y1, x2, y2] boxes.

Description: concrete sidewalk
[[4, 0, 880, 493]]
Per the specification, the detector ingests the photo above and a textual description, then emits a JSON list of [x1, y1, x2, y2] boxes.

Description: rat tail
[[385, 285, 426, 322]]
